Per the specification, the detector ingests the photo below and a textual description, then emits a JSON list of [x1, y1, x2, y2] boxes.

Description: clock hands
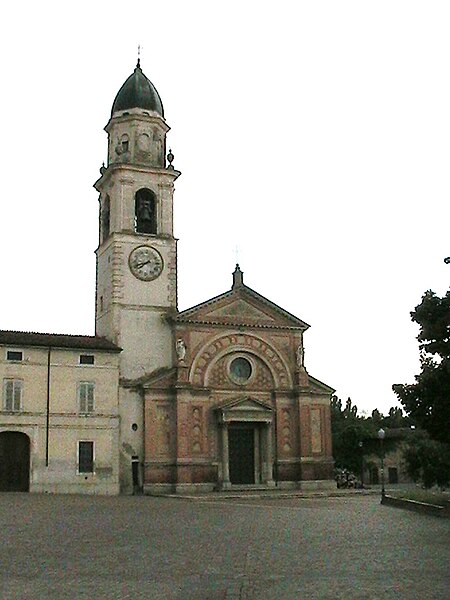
[[135, 259, 152, 269]]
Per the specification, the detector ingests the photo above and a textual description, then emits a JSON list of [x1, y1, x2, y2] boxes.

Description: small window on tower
[[121, 134, 129, 153]]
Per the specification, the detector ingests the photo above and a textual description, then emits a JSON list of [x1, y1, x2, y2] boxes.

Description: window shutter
[[87, 384, 94, 412], [79, 384, 87, 413], [4, 380, 13, 410], [13, 381, 22, 411], [3, 380, 21, 411]]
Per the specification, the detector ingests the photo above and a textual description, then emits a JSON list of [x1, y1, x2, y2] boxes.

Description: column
[[266, 422, 274, 486], [221, 423, 231, 489]]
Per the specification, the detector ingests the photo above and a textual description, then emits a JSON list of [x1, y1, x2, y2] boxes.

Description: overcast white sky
[[0, 1, 448, 415]]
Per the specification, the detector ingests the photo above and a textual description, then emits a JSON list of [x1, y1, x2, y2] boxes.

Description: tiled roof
[[0, 330, 121, 352]]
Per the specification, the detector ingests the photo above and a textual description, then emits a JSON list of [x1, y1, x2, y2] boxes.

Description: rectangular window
[[3, 379, 23, 411], [79, 354, 95, 365], [78, 382, 95, 413], [6, 350, 23, 361], [78, 441, 94, 473]]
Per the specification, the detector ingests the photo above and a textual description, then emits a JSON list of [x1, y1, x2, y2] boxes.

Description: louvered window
[[78, 382, 95, 413], [3, 379, 23, 411]]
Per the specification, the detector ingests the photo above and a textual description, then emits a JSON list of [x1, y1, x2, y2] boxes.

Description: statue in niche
[[176, 339, 187, 361], [296, 344, 305, 368]]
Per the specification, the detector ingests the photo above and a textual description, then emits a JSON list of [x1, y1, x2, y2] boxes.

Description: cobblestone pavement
[[0, 493, 449, 599]]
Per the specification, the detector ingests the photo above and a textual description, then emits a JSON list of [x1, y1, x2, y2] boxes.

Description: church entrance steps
[[160, 488, 381, 501]]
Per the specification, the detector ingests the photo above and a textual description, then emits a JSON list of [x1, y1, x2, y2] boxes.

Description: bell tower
[[94, 60, 181, 380]]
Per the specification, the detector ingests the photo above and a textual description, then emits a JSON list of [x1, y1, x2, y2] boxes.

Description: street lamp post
[[358, 441, 364, 488], [378, 428, 386, 500]]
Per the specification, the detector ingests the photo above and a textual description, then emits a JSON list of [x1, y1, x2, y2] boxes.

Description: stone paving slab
[[1, 493, 449, 599]]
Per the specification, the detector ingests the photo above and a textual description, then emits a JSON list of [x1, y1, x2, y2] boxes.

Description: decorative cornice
[[175, 318, 305, 331]]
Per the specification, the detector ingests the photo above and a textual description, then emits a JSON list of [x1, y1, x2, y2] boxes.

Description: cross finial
[[137, 44, 142, 68]]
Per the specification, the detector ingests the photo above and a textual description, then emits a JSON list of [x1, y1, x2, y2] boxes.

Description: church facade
[[0, 62, 335, 495]]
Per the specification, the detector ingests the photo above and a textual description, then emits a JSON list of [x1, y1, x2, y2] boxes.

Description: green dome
[[111, 61, 164, 117]]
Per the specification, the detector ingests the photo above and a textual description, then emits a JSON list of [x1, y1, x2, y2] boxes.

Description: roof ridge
[[0, 330, 121, 352], [0, 329, 101, 338]]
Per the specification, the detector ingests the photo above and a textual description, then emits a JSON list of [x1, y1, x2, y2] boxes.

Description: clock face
[[128, 245, 163, 281]]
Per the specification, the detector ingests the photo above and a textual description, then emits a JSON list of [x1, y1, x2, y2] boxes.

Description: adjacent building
[[0, 332, 120, 494]]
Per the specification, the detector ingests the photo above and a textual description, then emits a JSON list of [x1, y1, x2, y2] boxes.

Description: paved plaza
[[0, 492, 449, 599]]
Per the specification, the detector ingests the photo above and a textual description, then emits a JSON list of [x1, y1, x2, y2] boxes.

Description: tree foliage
[[330, 396, 404, 473], [402, 432, 450, 489], [393, 289, 450, 444]]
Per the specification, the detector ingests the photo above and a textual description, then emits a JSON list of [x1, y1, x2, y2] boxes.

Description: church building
[[0, 62, 335, 494]]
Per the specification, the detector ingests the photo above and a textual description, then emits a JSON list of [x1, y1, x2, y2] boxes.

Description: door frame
[[216, 397, 274, 490]]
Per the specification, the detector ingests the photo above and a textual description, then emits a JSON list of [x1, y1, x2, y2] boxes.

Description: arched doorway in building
[[0, 431, 30, 492]]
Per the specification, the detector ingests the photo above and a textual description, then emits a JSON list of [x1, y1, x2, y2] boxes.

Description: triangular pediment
[[121, 367, 177, 389], [217, 396, 273, 413], [216, 396, 273, 423], [206, 298, 277, 323], [177, 285, 309, 331]]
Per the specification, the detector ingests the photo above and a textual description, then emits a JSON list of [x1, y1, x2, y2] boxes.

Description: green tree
[[330, 396, 376, 474], [393, 290, 450, 444], [402, 432, 450, 489], [331, 398, 412, 480], [382, 406, 412, 429]]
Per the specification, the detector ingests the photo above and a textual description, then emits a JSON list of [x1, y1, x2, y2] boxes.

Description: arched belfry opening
[[0, 431, 31, 492], [135, 188, 157, 234]]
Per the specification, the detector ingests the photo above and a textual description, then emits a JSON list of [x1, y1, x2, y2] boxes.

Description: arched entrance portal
[[0, 432, 30, 492]]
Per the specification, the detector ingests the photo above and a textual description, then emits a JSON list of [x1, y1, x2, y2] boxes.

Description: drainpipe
[[45, 346, 51, 466], [141, 385, 145, 494]]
